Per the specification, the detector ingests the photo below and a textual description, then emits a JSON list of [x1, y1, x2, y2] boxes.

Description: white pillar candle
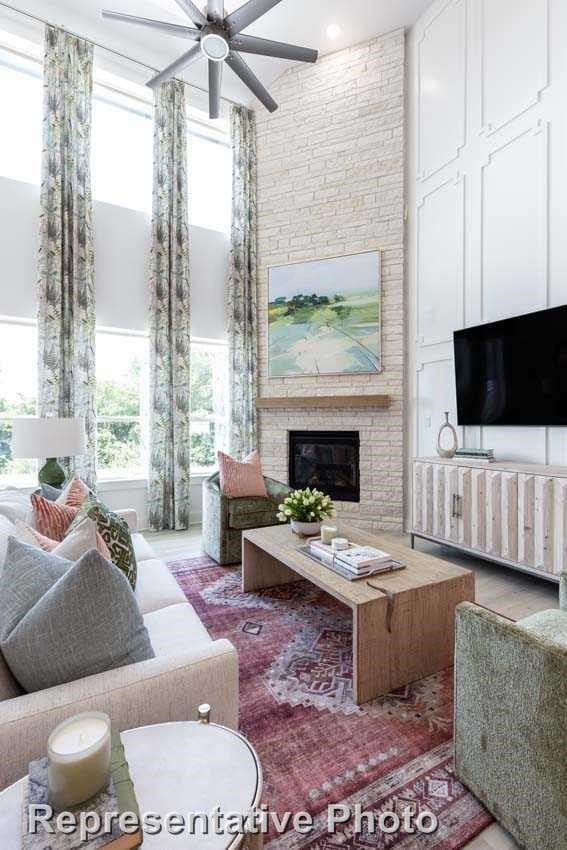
[[321, 525, 338, 544], [48, 712, 111, 811]]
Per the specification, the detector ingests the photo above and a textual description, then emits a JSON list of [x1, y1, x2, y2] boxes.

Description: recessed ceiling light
[[327, 24, 342, 40]]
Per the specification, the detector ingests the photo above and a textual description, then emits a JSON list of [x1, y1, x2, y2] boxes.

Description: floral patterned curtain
[[228, 105, 258, 458], [148, 80, 191, 530], [37, 26, 97, 488]]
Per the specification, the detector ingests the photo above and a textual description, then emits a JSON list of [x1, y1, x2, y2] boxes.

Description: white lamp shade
[[11, 418, 86, 459]]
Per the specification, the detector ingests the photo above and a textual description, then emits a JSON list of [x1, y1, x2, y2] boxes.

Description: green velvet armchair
[[454, 572, 567, 850], [202, 472, 291, 565]]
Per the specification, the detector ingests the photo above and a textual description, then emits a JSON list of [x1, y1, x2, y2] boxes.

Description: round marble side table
[[0, 709, 263, 850]]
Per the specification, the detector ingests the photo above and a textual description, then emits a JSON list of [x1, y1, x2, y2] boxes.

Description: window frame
[[0, 35, 232, 223], [0, 315, 38, 487], [190, 336, 229, 475], [95, 325, 149, 484]]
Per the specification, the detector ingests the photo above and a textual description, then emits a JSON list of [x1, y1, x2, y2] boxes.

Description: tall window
[[91, 77, 153, 213], [0, 45, 42, 185], [0, 31, 231, 485], [0, 32, 233, 229], [0, 318, 38, 486], [188, 130, 232, 234], [191, 340, 228, 472], [95, 329, 149, 480]]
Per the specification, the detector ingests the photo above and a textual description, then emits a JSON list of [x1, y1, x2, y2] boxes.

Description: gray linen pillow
[[0, 538, 154, 693]]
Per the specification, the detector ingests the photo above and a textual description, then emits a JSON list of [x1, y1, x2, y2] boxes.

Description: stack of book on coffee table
[[304, 539, 405, 581]]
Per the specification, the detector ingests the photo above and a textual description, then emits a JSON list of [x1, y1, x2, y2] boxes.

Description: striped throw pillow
[[56, 477, 90, 509], [30, 494, 77, 541]]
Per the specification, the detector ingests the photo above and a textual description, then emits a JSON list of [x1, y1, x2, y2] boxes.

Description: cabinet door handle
[[452, 494, 457, 518]]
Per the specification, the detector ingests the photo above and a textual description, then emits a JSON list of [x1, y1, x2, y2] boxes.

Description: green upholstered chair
[[454, 572, 567, 850], [202, 472, 291, 565]]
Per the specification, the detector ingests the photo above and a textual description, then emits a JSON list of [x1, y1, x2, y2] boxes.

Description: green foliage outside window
[[96, 359, 142, 474], [0, 393, 37, 476]]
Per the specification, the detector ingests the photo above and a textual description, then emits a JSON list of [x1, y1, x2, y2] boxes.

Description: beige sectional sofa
[[0, 506, 238, 790]]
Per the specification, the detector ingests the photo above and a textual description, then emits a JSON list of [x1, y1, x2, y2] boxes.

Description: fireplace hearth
[[288, 431, 360, 503]]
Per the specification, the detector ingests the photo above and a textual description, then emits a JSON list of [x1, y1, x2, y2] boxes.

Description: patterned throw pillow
[[56, 477, 90, 508], [68, 498, 137, 589], [30, 494, 77, 541]]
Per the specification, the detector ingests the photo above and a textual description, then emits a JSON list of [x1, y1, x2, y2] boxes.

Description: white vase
[[437, 411, 458, 459], [291, 520, 323, 537]]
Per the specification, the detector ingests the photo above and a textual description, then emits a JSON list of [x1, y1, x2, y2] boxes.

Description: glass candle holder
[[47, 712, 111, 811], [321, 525, 338, 544]]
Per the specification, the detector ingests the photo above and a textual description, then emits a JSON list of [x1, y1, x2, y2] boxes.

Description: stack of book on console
[[308, 540, 404, 579], [455, 448, 494, 463]]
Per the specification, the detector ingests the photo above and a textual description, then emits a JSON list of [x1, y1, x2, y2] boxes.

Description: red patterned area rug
[[168, 556, 491, 849]]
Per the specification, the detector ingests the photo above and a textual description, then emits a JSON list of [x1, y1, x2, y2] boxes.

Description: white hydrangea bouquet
[[277, 487, 335, 536]]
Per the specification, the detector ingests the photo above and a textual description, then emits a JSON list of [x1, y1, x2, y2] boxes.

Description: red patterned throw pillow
[[30, 494, 78, 541], [217, 450, 268, 498], [56, 477, 90, 508]]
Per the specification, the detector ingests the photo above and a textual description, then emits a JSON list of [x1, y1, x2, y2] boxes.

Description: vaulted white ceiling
[[9, 0, 431, 104]]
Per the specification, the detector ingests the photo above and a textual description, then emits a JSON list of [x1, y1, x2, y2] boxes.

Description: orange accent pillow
[[56, 477, 90, 508], [17, 519, 112, 560], [30, 494, 78, 541], [217, 450, 268, 498]]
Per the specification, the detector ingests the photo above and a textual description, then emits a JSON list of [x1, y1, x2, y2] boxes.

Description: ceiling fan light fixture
[[201, 28, 229, 61]]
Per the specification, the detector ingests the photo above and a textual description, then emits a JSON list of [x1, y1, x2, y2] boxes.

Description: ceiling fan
[[101, 0, 319, 119]]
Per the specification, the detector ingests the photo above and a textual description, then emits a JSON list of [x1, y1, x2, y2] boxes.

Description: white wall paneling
[[481, 122, 549, 323], [417, 0, 467, 179], [415, 355, 461, 458], [417, 175, 465, 346], [480, 0, 549, 135], [407, 0, 567, 528]]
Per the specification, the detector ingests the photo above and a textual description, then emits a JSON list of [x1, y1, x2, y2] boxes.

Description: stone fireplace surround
[[258, 402, 403, 534], [253, 29, 405, 534]]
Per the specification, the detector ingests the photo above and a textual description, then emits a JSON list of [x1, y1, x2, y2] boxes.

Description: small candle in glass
[[48, 712, 111, 811], [321, 525, 338, 544]]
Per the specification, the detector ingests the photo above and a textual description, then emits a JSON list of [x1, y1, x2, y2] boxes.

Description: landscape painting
[[268, 250, 381, 377]]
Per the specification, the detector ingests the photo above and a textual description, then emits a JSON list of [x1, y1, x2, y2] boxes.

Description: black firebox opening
[[288, 431, 360, 503]]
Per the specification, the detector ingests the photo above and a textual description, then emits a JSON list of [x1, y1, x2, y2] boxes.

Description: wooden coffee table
[[242, 525, 475, 705]]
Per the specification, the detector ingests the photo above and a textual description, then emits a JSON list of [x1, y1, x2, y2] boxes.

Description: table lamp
[[11, 417, 86, 487]]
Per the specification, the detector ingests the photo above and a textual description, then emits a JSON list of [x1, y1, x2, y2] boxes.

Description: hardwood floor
[[146, 527, 559, 850]]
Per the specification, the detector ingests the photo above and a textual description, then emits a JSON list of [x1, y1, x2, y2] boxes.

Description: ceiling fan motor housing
[[200, 22, 229, 61]]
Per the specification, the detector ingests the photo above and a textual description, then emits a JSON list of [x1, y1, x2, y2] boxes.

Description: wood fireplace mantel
[[256, 395, 391, 410]]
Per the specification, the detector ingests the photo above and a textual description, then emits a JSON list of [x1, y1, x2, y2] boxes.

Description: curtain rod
[[0, 0, 240, 107]]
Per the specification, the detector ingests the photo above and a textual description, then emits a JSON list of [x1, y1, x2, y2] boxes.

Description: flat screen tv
[[454, 305, 567, 426]]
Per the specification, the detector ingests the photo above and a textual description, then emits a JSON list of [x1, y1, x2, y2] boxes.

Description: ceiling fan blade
[[225, 0, 283, 36], [147, 43, 202, 89], [229, 33, 318, 63], [101, 10, 200, 40], [207, 0, 224, 24], [173, 0, 207, 27], [208, 60, 222, 119], [225, 51, 278, 112]]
